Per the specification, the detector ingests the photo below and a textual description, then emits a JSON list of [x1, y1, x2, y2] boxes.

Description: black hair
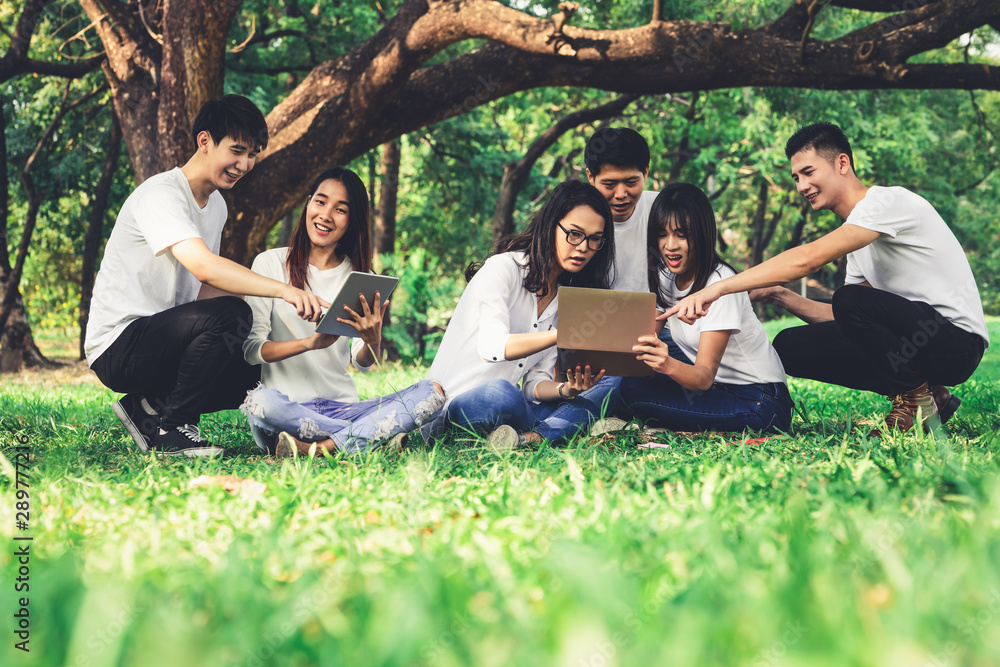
[[466, 180, 615, 296], [286, 167, 372, 291], [784, 121, 854, 172], [646, 182, 733, 309], [191, 94, 269, 152], [584, 127, 650, 177]]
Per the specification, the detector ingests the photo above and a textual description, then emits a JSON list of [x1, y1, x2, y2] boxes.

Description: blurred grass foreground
[[1, 318, 999, 666]]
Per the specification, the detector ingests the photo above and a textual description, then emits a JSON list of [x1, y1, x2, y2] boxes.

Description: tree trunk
[[375, 139, 401, 255], [79, 111, 123, 359], [0, 96, 11, 276], [78, 0, 238, 183], [749, 178, 768, 268], [0, 294, 48, 372], [277, 211, 295, 248]]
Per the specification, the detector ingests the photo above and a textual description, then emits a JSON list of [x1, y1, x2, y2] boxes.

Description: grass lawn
[[2, 318, 1000, 666]]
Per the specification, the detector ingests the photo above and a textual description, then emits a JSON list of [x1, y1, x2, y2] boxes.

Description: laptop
[[315, 272, 399, 337], [556, 286, 657, 378]]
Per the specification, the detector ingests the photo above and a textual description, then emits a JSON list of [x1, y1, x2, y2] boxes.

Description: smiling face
[[587, 165, 647, 222], [200, 132, 259, 191], [658, 216, 694, 290], [305, 179, 351, 251], [790, 147, 853, 214], [554, 205, 606, 276]]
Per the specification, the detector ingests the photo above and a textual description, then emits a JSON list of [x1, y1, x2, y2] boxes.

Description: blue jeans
[[532, 376, 627, 445], [422, 379, 557, 439], [619, 374, 792, 433], [241, 380, 445, 453], [529, 329, 692, 445]]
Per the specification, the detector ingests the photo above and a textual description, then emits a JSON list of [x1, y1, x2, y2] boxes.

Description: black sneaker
[[153, 424, 224, 458], [112, 394, 159, 452]]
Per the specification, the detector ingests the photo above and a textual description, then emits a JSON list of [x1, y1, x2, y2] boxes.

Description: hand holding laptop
[[557, 364, 607, 397], [556, 287, 657, 377]]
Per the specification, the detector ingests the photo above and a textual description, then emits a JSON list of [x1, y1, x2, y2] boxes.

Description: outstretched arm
[[504, 330, 559, 360], [170, 238, 328, 321], [749, 286, 833, 324], [664, 224, 880, 324]]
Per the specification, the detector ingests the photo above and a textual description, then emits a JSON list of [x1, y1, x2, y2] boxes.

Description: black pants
[[91, 297, 260, 429], [773, 285, 986, 396]]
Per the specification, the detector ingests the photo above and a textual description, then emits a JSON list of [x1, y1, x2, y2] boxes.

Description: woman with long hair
[[421, 179, 616, 440], [241, 167, 444, 455], [618, 181, 792, 431]]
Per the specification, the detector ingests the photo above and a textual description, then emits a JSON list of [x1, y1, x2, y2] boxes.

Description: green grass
[[2, 320, 1000, 666]]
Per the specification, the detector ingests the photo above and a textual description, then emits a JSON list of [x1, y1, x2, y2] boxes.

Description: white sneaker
[[487, 425, 525, 452], [589, 418, 635, 437], [275, 432, 299, 458]]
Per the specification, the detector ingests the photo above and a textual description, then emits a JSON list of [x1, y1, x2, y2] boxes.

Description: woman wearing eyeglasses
[[421, 180, 616, 441]]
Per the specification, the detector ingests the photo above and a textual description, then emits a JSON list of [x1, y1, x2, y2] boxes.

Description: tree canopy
[[28, 0, 1000, 260]]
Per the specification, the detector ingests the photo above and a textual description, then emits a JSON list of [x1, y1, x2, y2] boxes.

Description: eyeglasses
[[557, 222, 606, 251]]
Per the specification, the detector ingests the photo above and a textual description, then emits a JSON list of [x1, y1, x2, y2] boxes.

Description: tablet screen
[[315, 272, 399, 337]]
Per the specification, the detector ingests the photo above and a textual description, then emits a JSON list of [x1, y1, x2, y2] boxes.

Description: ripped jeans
[[241, 380, 445, 454]]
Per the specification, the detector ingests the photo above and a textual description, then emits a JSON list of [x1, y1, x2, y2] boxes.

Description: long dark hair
[[467, 180, 615, 296], [286, 167, 372, 291], [647, 182, 733, 308]]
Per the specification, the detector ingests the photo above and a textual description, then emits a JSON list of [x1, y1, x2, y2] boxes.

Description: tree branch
[[827, 0, 939, 9], [0, 0, 105, 82], [8, 54, 106, 79], [491, 93, 639, 241]]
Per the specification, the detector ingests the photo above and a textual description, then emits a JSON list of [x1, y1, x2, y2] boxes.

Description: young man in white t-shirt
[[666, 122, 989, 434], [584, 126, 683, 360], [86, 95, 326, 457]]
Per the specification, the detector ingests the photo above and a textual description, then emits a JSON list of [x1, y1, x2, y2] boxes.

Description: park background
[[2, 1, 1000, 665]]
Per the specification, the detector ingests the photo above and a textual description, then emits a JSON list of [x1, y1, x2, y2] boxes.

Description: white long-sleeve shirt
[[429, 252, 558, 406], [244, 248, 370, 404]]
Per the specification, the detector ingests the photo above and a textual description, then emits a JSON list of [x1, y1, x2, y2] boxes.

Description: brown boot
[[929, 385, 960, 424], [872, 382, 939, 436]]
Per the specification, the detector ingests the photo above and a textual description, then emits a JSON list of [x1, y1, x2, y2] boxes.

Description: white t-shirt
[[243, 248, 369, 404], [85, 167, 227, 364], [428, 252, 558, 406], [610, 190, 658, 292], [663, 265, 787, 386], [844, 186, 989, 345]]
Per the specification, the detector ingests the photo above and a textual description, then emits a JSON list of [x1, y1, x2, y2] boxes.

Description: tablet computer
[[315, 272, 399, 337], [556, 286, 656, 377]]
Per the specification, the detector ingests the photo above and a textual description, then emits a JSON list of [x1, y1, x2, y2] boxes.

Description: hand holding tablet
[[315, 272, 399, 337]]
